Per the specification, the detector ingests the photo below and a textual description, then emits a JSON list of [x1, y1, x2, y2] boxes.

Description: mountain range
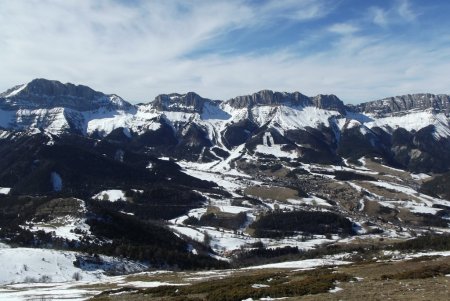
[[1, 78, 449, 174]]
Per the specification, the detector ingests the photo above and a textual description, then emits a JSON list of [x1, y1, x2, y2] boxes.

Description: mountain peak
[[312, 94, 345, 114], [0, 78, 132, 111], [4, 78, 97, 98], [151, 92, 218, 113]]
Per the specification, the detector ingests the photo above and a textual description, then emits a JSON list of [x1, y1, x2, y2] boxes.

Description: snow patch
[[329, 286, 343, 293], [255, 144, 297, 159], [251, 283, 270, 288], [0, 187, 11, 195], [4, 83, 27, 97], [245, 258, 350, 270], [28, 217, 91, 241], [120, 281, 188, 288], [93, 190, 126, 202]]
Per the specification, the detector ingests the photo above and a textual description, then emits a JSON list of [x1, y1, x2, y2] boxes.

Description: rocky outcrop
[[226, 90, 311, 109], [226, 90, 345, 113], [355, 93, 450, 115], [0, 78, 132, 111], [152, 92, 219, 113], [312, 94, 346, 114]]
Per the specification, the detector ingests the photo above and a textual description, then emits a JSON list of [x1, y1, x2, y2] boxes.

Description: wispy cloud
[[259, 0, 331, 22], [397, 0, 417, 21], [0, 0, 448, 104], [369, 0, 417, 28], [328, 23, 359, 35], [370, 7, 389, 27]]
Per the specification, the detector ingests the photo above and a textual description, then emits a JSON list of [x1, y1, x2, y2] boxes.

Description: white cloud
[[183, 40, 450, 103], [397, 0, 417, 21], [0, 0, 333, 100], [260, 0, 331, 22], [328, 23, 359, 35], [370, 0, 417, 28], [370, 7, 388, 27]]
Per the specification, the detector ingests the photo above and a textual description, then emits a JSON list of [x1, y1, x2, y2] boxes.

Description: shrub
[[72, 272, 82, 281]]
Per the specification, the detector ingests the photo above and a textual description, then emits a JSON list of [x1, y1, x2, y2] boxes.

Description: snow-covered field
[[1, 240, 450, 301], [0, 246, 353, 301], [0, 282, 100, 301], [0, 245, 150, 300], [0, 247, 147, 286]]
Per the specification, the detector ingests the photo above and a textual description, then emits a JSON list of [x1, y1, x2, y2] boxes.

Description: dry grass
[[88, 255, 450, 301], [90, 269, 352, 301], [288, 256, 450, 301], [363, 159, 410, 178]]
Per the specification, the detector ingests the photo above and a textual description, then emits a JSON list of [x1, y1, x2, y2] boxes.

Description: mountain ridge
[[1, 78, 449, 174], [2, 78, 449, 113], [0, 78, 132, 111]]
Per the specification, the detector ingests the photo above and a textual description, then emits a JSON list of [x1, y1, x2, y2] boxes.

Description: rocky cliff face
[[354, 93, 450, 116], [225, 90, 346, 113], [226, 90, 311, 108], [0, 78, 132, 111], [151, 92, 218, 113], [312, 94, 346, 114]]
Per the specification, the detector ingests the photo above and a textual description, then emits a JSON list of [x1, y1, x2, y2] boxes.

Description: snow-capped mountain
[[0, 79, 134, 136], [0, 78, 449, 173], [0, 78, 131, 111], [2, 79, 450, 295]]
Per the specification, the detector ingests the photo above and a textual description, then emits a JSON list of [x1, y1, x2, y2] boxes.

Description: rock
[[0, 78, 132, 111], [151, 92, 219, 113], [226, 90, 311, 109], [312, 94, 346, 114], [355, 93, 450, 115]]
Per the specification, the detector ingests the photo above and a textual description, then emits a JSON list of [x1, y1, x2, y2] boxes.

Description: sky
[[0, 0, 449, 104]]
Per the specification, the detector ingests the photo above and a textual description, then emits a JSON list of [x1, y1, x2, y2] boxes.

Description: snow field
[[0, 248, 102, 285]]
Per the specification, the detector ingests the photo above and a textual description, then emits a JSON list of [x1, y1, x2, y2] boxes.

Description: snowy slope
[[364, 110, 450, 139], [252, 105, 339, 133], [0, 247, 146, 285]]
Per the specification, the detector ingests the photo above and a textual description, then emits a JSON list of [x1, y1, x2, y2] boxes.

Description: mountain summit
[[0, 78, 132, 111]]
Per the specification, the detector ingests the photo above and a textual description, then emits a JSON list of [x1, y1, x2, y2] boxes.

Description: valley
[[0, 79, 449, 300]]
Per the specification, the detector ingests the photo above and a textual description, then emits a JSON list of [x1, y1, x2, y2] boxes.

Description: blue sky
[[1, 0, 449, 104]]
